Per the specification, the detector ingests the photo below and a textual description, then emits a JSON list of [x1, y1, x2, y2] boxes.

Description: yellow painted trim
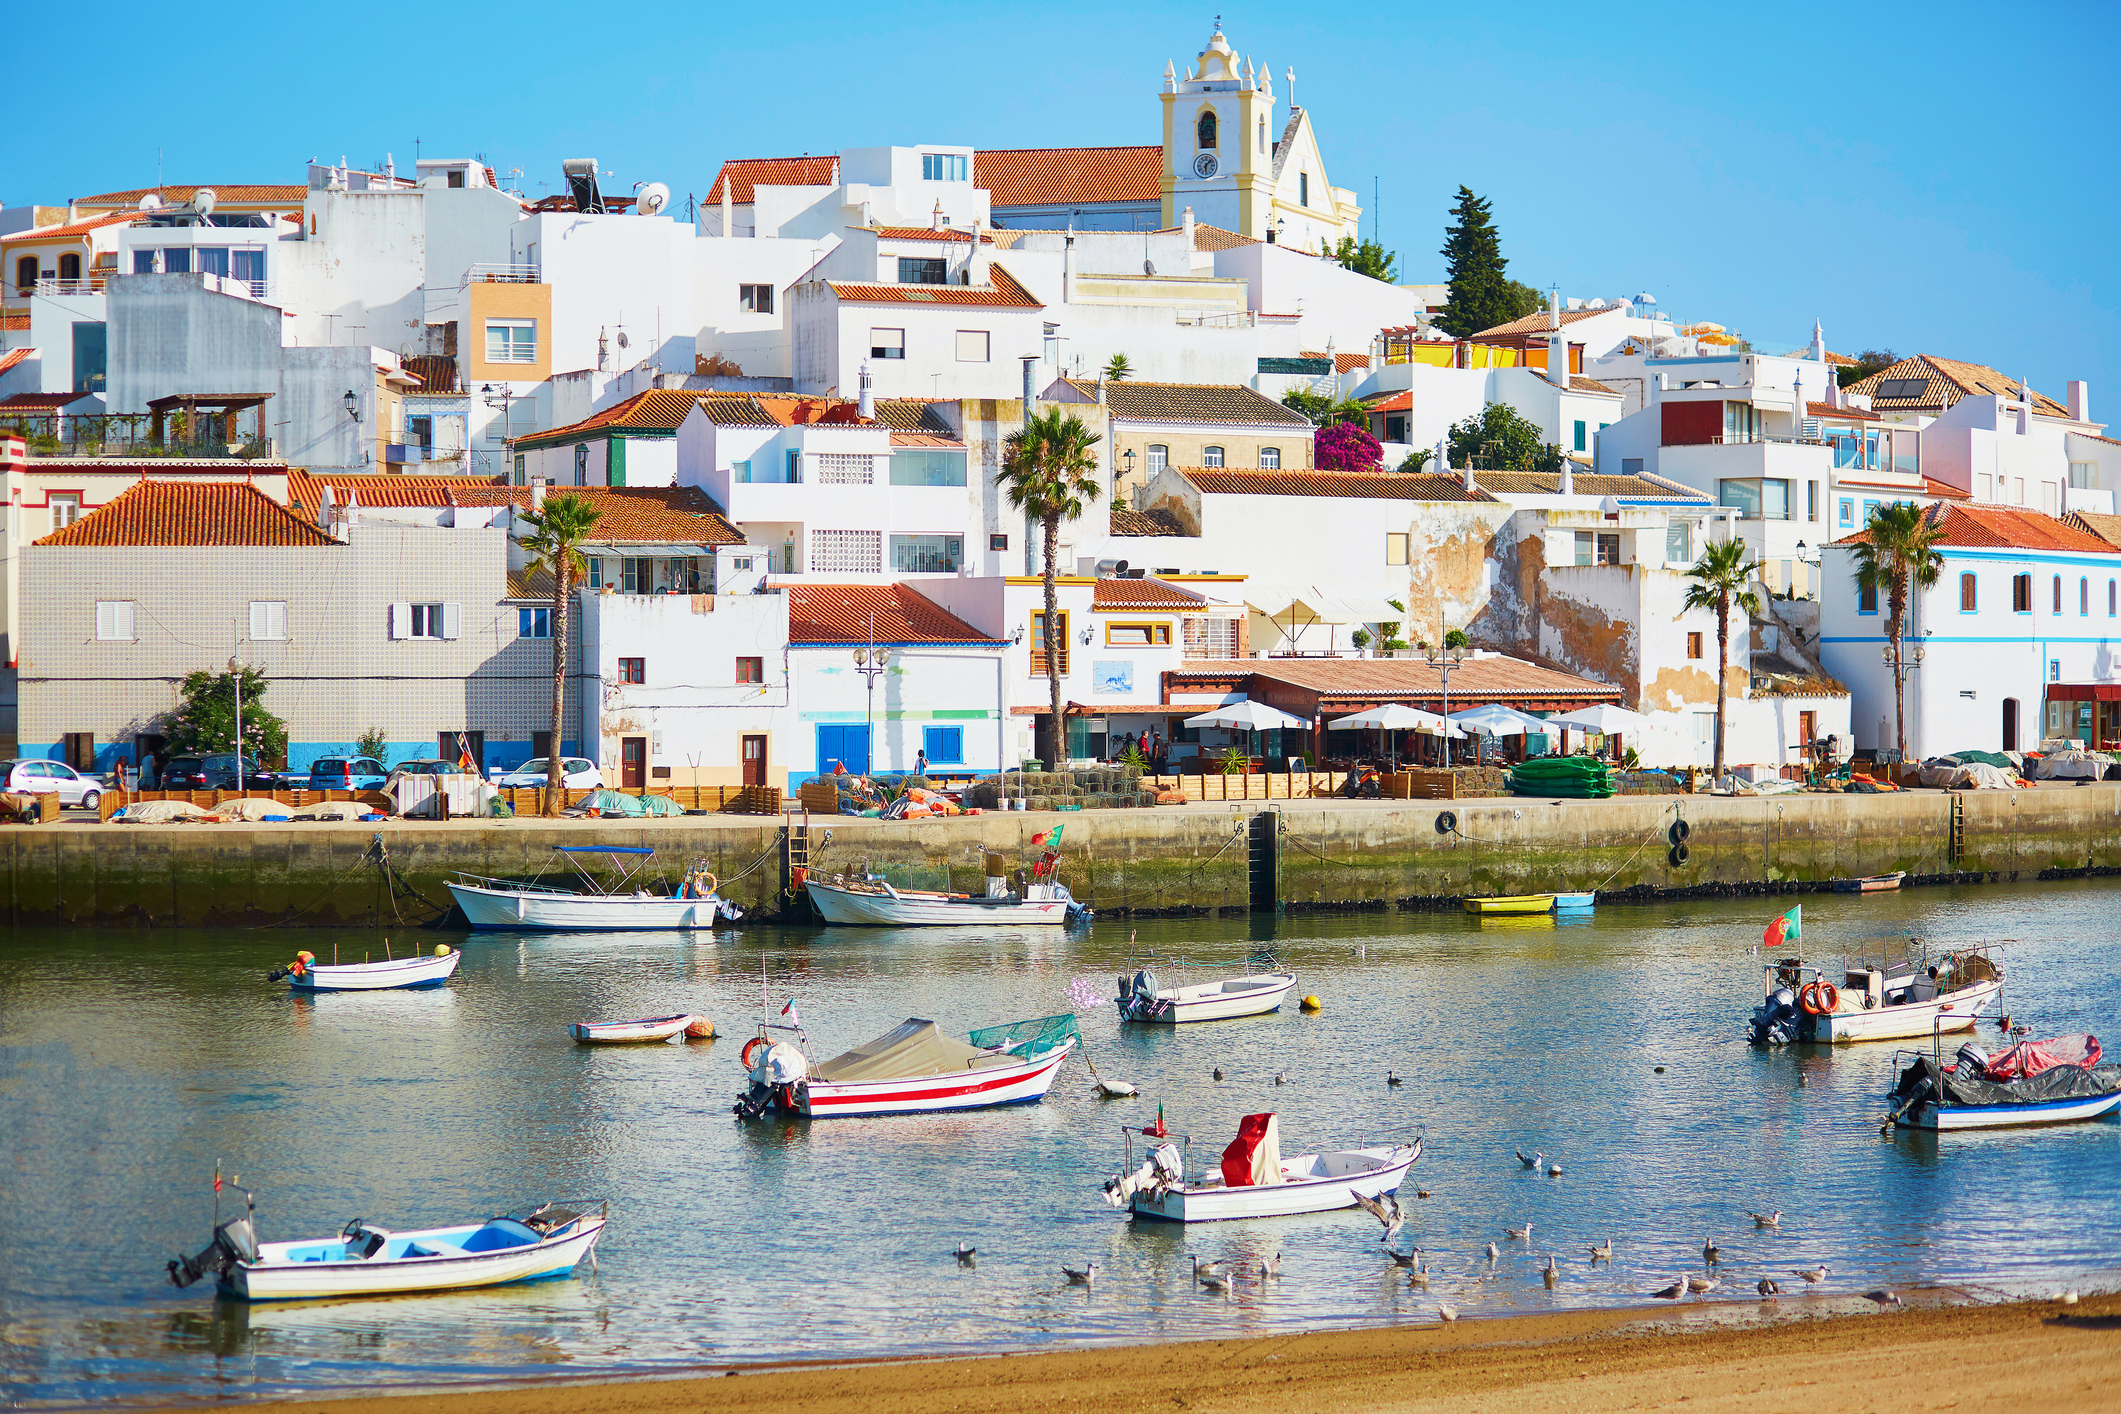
[[1105, 620, 1174, 647]]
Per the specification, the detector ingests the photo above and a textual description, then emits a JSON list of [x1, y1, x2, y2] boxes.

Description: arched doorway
[[2002, 697, 2019, 752]]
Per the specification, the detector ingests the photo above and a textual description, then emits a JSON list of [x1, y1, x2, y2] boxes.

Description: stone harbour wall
[[2, 785, 2119, 929]]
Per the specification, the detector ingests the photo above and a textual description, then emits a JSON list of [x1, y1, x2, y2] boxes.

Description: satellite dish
[[194, 188, 217, 216], [616, 329, 631, 349], [637, 182, 670, 216], [1144, 260, 1157, 276], [137, 193, 162, 211], [1114, 560, 1130, 575]]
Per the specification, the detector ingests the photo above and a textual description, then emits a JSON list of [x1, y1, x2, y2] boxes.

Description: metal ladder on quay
[[1948, 792, 1966, 868]]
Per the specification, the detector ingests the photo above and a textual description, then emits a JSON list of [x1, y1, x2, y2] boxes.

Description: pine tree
[[1437, 186, 1514, 338]]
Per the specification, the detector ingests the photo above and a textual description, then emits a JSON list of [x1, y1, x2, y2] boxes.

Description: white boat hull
[[1126, 973, 1298, 1024], [291, 951, 461, 992], [800, 1039, 1076, 1116], [805, 878, 1071, 927], [570, 1015, 700, 1043], [1901, 1089, 2121, 1131], [1131, 1143, 1419, 1223], [1816, 978, 2005, 1043], [449, 881, 728, 931], [224, 1217, 604, 1301]]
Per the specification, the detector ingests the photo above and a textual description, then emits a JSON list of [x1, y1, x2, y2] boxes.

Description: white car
[[0, 759, 106, 810], [495, 757, 603, 790]]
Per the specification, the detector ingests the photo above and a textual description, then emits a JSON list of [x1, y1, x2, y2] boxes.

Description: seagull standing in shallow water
[[1437, 1303, 1459, 1324], [1506, 1223, 1533, 1242], [1750, 1210, 1781, 1229], [1063, 1262, 1099, 1285], [1687, 1275, 1719, 1295], [1652, 1276, 1686, 1300], [1758, 1277, 1782, 1298], [953, 1242, 976, 1266], [1702, 1238, 1721, 1266], [1485, 1242, 1501, 1267], [1516, 1149, 1544, 1170], [1543, 1256, 1558, 1288], [1588, 1239, 1613, 1262], [1792, 1265, 1830, 1286]]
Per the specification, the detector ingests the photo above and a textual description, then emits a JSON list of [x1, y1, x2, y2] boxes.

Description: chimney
[[316, 483, 335, 528], [970, 218, 988, 285], [1062, 228, 1075, 305], [531, 481, 546, 510], [385, 153, 395, 183], [721, 178, 733, 238], [1182, 204, 1195, 251], [1559, 459, 1574, 495], [343, 487, 360, 530], [1793, 368, 1805, 434], [1462, 458, 1476, 496], [2019, 374, 2032, 436], [931, 199, 946, 232], [858, 359, 875, 420], [2068, 380, 2090, 423]]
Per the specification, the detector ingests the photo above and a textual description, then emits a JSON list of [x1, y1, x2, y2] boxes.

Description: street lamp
[[1122, 447, 1135, 493], [228, 655, 243, 772], [341, 389, 360, 422], [1425, 642, 1466, 765], [1881, 634, 1927, 758], [852, 613, 892, 773], [481, 383, 518, 481]]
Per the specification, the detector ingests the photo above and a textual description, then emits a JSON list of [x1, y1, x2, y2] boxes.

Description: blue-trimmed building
[[1820, 504, 2121, 755]]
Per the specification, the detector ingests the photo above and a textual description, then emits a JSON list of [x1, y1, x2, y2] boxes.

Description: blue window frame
[[1573, 420, 1587, 452], [1838, 498, 1854, 527], [1857, 581, 1878, 615], [922, 725, 964, 766], [518, 607, 551, 637]]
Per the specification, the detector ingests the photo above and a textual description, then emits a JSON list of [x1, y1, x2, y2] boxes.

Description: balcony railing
[[463, 263, 541, 286], [0, 413, 273, 460]]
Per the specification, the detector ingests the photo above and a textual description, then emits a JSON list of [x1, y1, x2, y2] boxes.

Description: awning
[[1545, 704, 1651, 733], [1449, 704, 1552, 736], [1328, 704, 1463, 736]]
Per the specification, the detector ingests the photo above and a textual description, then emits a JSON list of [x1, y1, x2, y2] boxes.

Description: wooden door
[[2002, 699, 2019, 752], [741, 735, 767, 787], [1797, 711, 1816, 748], [621, 737, 647, 789]]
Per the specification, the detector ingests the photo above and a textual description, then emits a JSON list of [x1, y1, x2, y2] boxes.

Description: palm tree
[[1102, 353, 1132, 382], [1682, 536, 1763, 778], [1852, 502, 1946, 757], [999, 406, 1103, 768], [517, 493, 602, 814]]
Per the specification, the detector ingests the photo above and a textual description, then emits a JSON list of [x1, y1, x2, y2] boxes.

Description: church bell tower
[[1160, 23, 1273, 237]]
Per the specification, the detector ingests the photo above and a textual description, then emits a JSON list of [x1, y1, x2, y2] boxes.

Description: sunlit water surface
[[3, 881, 2118, 1406]]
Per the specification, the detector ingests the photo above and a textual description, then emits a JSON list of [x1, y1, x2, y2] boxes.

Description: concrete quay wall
[[3, 787, 2119, 930]]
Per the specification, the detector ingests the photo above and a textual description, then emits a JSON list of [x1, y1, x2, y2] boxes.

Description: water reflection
[[2, 881, 2117, 1405]]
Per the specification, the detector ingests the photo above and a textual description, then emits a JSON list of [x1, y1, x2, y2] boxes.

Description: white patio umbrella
[[1183, 699, 1309, 767], [1448, 704, 1551, 736], [1328, 703, 1461, 770], [1543, 704, 1652, 734]]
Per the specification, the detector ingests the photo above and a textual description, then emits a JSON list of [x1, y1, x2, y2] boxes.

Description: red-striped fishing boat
[[732, 1012, 1078, 1119]]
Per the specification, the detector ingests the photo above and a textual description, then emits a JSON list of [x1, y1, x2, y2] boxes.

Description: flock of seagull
[[1014, 1143, 1910, 1323]]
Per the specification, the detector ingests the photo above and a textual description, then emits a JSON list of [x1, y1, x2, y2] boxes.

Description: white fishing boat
[[1889, 1034, 2121, 1131], [169, 1182, 606, 1301], [1117, 965, 1297, 1023], [569, 1014, 713, 1044], [447, 847, 742, 931], [1749, 944, 2004, 1045], [1103, 1114, 1421, 1223], [733, 1011, 1078, 1118], [803, 827, 1091, 927], [803, 875, 1082, 926], [270, 948, 460, 992]]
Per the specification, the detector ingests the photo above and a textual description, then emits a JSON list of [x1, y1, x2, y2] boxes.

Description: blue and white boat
[[170, 1186, 607, 1301], [1889, 1035, 2121, 1131], [1554, 892, 1596, 911]]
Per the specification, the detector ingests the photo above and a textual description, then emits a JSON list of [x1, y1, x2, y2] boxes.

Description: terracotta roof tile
[[514, 390, 729, 448], [0, 310, 28, 332], [2063, 511, 2121, 549], [1091, 578, 1207, 610], [788, 583, 1001, 645], [873, 399, 956, 435], [1470, 307, 1620, 339], [1808, 400, 1879, 421], [72, 184, 306, 208], [1844, 354, 2072, 417], [286, 468, 508, 512], [1185, 469, 1494, 502], [0, 349, 30, 376], [1301, 350, 1372, 373], [1167, 655, 1621, 705], [0, 392, 90, 410], [1111, 507, 1192, 537], [1060, 380, 1310, 427], [0, 210, 147, 244], [35, 480, 340, 547], [402, 354, 459, 395], [1834, 504, 2113, 555], [827, 264, 1042, 309], [706, 156, 838, 205], [1474, 470, 1711, 501], [1189, 223, 1259, 252], [871, 226, 996, 243], [976, 146, 1163, 209], [1925, 478, 1973, 501], [549, 487, 745, 546], [1571, 376, 1619, 395]]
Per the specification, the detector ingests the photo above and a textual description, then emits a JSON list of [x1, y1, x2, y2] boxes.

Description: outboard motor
[[733, 1041, 808, 1119], [1954, 1042, 1990, 1077], [1749, 986, 1802, 1046], [168, 1214, 258, 1289]]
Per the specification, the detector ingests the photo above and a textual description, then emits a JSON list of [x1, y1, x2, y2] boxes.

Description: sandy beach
[[151, 1289, 2121, 1414]]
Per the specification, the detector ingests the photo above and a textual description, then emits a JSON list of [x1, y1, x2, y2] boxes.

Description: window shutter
[[389, 603, 410, 639], [442, 603, 462, 640]]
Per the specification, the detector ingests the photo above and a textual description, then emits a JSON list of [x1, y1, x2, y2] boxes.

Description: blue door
[[816, 723, 871, 777]]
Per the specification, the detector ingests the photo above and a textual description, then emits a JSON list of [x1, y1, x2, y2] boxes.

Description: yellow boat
[[1462, 894, 1557, 915]]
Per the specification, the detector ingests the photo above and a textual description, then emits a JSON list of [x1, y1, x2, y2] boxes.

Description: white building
[[1819, 503, 2121, 756]]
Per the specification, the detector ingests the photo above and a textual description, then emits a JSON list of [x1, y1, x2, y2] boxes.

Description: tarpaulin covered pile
[[1893, 1036, 2121, 1110]]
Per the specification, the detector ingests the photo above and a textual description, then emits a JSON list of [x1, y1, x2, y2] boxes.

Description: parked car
[[159, 754, 275, 791], [495, 757, 603, 790], [384, 759, 473, 785], [0, 759, 106, 810], [307, 756, 389, 792]]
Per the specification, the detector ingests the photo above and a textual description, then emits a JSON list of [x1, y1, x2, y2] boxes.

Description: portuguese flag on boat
[[1763, 905, 1801, 948]]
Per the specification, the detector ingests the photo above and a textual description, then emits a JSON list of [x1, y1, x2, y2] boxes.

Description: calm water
[[3, 883, 2119, 1406]]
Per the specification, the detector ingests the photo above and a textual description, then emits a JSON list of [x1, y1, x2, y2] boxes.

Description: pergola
[[147, 393, 272, 447]]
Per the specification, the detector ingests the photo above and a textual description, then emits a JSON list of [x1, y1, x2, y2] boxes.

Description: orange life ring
[[740, 1036, 770, 1069], [1799, 981, 1839, 1015]]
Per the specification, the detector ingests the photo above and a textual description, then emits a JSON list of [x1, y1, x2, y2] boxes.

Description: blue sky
[[13, 2, 2116, 408]]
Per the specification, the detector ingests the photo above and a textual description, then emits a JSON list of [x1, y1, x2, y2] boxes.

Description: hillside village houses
[[4, 20, 2117, 788]]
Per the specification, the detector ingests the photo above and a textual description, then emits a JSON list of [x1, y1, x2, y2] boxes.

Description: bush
[[1316, 421, 1382, 472]]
